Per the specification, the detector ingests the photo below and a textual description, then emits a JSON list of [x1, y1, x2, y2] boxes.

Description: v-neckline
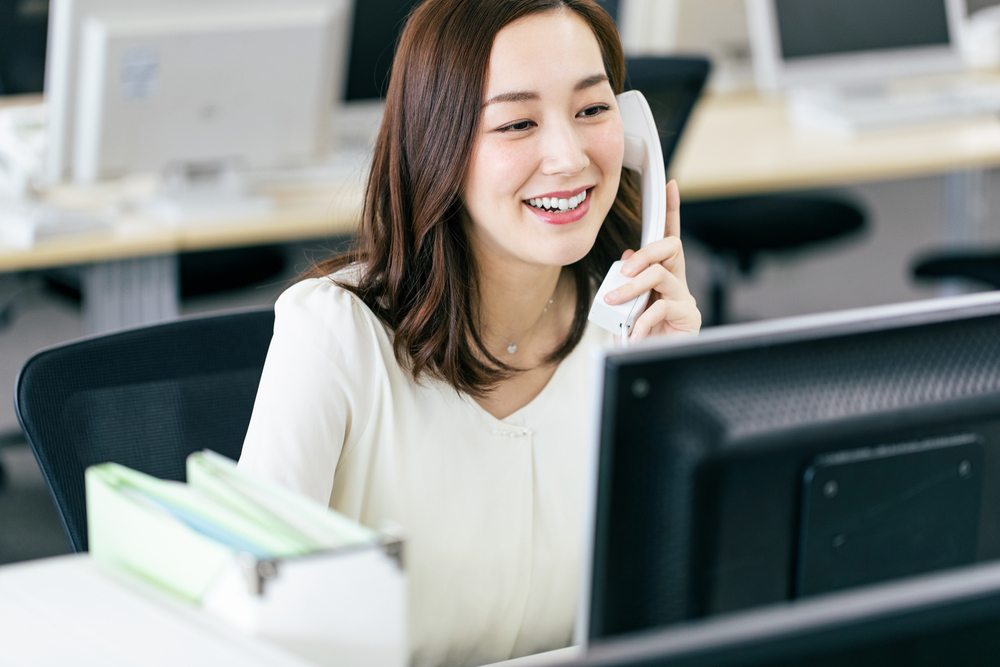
[[468, 321, 601, 426]]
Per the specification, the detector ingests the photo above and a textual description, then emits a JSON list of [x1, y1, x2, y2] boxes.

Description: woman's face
[[462, 9, 624, 271]]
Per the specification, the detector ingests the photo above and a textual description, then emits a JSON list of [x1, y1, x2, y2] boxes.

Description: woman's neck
[[476, 254, 573, 365]]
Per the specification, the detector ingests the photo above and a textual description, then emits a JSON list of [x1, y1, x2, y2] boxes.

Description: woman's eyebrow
[[574, 73, 609, 91], [485, 90, 539, 106], [484, 73, 610, 106]]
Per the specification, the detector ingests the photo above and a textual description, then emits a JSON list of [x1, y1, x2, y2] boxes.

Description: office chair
[[623, 56, 866, 326], [682, 194, 867, 325], [912, 249, 1000, 290], [14, 308, 274, 552]]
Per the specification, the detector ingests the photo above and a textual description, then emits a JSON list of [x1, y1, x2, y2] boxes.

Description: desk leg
[[941, 168, 990, 296], [81, 254, 179, 334]]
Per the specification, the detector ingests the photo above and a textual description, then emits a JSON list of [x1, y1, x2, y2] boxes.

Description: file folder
[[86, 451, 407, 667]]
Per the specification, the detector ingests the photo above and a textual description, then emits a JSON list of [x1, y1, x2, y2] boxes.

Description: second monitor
[[746, 0, 966, 91], [70, 0, 347, 184], [581, 291, 1000, 642]]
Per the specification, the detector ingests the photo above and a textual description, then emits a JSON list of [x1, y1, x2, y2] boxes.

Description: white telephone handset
[[588, 90, 667, 345]]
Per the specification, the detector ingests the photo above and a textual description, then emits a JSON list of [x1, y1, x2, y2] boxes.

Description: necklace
[[484, 284, 559, 355]]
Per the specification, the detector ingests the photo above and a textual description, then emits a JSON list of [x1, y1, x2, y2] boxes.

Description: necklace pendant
[[507, 343, 518, 355]]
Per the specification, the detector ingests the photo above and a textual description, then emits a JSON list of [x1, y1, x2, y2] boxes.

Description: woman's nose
[[540, 121, 589, 176]]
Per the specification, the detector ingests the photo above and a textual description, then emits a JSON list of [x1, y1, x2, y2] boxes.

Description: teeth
[[526, 190, 588, 212]]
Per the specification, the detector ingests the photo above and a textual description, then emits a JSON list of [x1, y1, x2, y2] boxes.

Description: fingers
[[604, 180, 698, 343], [603, 261, 687, 306], [617, 236, 686, 287], [665, 179, 681, 239], [629, 296, 701, 343], [619, 179, 685, 274]]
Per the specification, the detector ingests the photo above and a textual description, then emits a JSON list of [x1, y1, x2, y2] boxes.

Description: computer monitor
[[572, 560, 1000, 667], [0, 0, 48, 96], [44, 0, 348, 186], [579, 291, 1000, 643], [746, 0, 967, 91]]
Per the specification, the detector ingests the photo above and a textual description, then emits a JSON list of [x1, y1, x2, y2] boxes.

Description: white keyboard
[[787, 81, 1000, 135], [0, 200, 110, 249]]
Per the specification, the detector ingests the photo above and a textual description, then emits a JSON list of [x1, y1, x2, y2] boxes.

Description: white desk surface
[[0, 171, 366, 273], [671, 85, 1000, 200], [1, 554, 585, 667], [0, 554, 315, 667]]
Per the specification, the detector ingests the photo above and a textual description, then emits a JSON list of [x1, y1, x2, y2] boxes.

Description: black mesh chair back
[[624, 56, 712, 174], [14, 308, 275, 552]]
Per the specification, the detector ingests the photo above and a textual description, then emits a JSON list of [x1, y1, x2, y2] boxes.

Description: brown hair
[[310, 0, 640, 397]]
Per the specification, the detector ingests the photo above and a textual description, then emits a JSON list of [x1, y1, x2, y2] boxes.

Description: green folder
[[86, 451, 378, 603], [187, 450, 375, 550]]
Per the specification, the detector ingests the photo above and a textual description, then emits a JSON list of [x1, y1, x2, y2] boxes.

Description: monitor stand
[[143, 161, 273, 225]]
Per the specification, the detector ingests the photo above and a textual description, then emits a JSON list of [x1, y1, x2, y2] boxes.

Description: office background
[[2, 0, 1000, 565]]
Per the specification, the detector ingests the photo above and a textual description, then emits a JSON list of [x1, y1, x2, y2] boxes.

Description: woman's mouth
[[523, 188, 593, 225], [525, 189, 587, 213]]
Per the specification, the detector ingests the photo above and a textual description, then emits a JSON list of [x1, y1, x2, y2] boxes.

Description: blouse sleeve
[[238, 277, 378, 507]]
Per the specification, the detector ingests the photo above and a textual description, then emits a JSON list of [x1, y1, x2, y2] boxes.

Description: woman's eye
[[497, 119, 535, 133], [579, 104, 610, 118]]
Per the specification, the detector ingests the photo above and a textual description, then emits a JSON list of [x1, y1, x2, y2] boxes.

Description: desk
[[6, 173, 364, 332], [1, 554, 578, 667], [0, 554, 315, 666], [672, 89, 1000, 200], [5, 89, 1000, 332], [0, 117, 366, 331]]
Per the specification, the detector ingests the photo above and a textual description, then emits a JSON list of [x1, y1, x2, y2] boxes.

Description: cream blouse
[[238, 275, 612, 667]]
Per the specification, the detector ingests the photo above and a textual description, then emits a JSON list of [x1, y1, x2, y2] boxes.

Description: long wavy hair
[[310, 0, 641, 397]]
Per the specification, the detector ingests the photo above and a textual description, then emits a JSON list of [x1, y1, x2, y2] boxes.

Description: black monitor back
[[586, 293, 1000, 640]]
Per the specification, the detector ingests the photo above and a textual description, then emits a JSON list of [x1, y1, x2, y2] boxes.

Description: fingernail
[[621, 261, 635, 276], [604, 290, 619, 304], [629, 332, 638, 344]]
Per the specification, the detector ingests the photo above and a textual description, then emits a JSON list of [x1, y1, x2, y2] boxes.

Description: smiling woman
[[238, 1, 699, 666], [315, 0, 644, 402]]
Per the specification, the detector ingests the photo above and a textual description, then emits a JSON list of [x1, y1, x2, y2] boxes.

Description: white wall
[[619, 0, 753, 91]]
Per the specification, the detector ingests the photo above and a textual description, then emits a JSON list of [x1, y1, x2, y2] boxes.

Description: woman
[[239, 1, 701, 665]]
